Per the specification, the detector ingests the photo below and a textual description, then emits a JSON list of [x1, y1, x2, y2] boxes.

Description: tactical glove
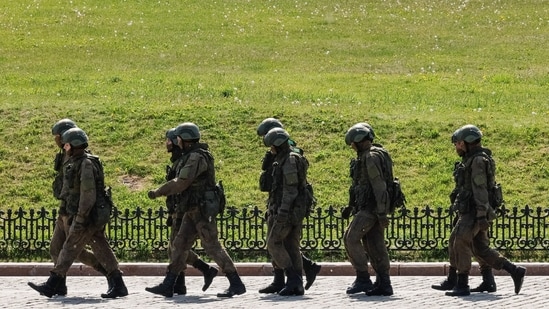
[[342, 206, 353, 219], [148, 190, 157, 199]]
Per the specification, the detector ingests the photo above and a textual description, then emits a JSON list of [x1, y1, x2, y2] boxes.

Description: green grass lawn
[[1, 0, 548, 215]]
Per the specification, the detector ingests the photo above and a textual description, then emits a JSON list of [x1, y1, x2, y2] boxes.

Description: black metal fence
[[1, 205, 548, 261]]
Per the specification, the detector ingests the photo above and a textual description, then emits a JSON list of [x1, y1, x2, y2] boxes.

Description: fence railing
[[1, 205, 548, 261]]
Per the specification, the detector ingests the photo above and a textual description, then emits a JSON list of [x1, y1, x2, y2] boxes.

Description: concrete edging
[[1, 262, 547, 276]]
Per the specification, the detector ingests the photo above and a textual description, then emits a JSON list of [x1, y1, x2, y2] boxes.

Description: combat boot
[[279, 267, 304, 296], [258, 269, 285, 294], [365, 273, 393, 296], [503, 261, 526, 294], [95, 263, 113, 297], [101, 270, 128, 298], [145, 272, 178, 297], [302, 255, 321, 290], [28, 272, 64, 298], [192, 259, 218, 291], [55, 276, 67, 296], [445, 273, 470, 296], [470, 268, 496, 293], [346, 270, 373, 294], [217, 271, 246, 298], [432, 266, 457, 291], [173, 272, 186, 295]]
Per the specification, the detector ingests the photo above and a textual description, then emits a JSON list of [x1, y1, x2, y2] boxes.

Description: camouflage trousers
[[450, 212, 509, 274], [168, 207, 236, 275], [52, 216, 119, 277], [344, 210, 390, 274], [266, 215, 303, 272], [50, 213, 107, 275], [168, 212, 201, 267]]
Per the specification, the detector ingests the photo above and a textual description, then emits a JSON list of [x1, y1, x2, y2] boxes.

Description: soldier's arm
[[154, 152, 206, 197], [76, 158, 97, 222], [366, 153, 389, 214], [470, 155, 490, 217], [279, 155, 299, 213]]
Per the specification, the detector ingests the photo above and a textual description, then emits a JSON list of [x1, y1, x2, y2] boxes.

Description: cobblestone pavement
[[5, 274, 548, 309]]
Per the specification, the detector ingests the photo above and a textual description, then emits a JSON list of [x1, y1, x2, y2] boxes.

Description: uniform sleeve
[[470, 155, 491, 217], [77, 158, 97, 220], [366, 152, 389, 214], [279, 155, 299, 213], [155, 152, 205, 197]]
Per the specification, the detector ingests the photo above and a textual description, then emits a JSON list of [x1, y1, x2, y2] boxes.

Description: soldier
[[28, 128, 128, 299], [146, 122, 246, 298], [263, 127, 312, 296], [343, 123, 393, 296], [162, 128, 218, 295], [440, 125, 526, 297], [45, 119, 113, 296], [256, 118, 321, 293]]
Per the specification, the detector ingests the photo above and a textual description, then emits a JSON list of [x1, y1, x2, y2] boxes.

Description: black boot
[[470, 268, 497, 293], [258, 268, 285, 294], [28, 272, 64, 298], [145, 272, 178, 298], [55, 276, 67, 296], [302, 255, 321, 290], [173, 272, 186, 295], [346, 270, 373, 294], [432, 266, 457, 291], [95, 264, 113, 297], [365, 273, 393, 296], [503, 261, 526, 294], [278, 267, 305, 296], [217, 272, 246, 298], [445, 273, 470, 296], [193, 259, 218, 291], [101, 270, 129, 299]]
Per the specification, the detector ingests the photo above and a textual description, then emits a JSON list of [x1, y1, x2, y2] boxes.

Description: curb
[[1, 262, 547, 276]]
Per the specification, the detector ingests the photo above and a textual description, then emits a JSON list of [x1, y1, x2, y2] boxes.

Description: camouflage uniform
[[146, 141, 245, 298], [344, 145, 392, 295]]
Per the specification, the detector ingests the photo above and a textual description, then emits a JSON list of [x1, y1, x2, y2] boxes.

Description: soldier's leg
[[445, 214, 475, 297], [259, 213, 285, 294], [344, 211, 374, 294], [170, 215, 187, 295], [278, 223, 305, 296], [88, 228, 128, 299], [433, 229, 457, 290], [473, 229, 525, 294], [365, 221, 393, 296]]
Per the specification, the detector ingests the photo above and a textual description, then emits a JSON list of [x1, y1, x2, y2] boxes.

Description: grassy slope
[[0, 0, 548, 213]]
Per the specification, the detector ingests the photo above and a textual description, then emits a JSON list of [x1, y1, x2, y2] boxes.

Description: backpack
[[86, 154, 114, 226], [370, 145, 406, 213]]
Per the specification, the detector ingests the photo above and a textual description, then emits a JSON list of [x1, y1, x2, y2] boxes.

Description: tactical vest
[[270, 150, 309, 212], [452, 147, 497, 213], [63, 154, 105, 216], [179, 144, 216, 207]]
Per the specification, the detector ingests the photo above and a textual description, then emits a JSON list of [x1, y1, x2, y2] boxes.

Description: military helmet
[[257, 117, 283, 136], [175, 122, 200, 141], [263, 127, 290, 147], [52, 118, 77, 136], [61, 127, 89, 147], [345, 125, 374, 145], [452, 124, 483, 144], [165, 127, 178, 145], [351, 122, 376, 138]]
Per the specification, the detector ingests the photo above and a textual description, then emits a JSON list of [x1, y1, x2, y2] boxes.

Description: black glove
[[377, 213, 389, 229], [342, 206, 353, 219], [166, 216, 173, 227], [276, 209, 288, 224], [148, 190, 157, 199], [477, 217, 490, 231]]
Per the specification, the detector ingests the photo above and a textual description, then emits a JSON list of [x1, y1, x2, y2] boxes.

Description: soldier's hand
[[477, 217, 490, 231], [148, 190, 157, 199], [276, 209, 288, 224], [70, 219, 86, 234], [342, 206, 353, 219], [377, 213, 389, 228]]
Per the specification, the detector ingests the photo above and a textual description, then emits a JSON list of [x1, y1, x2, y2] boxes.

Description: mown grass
[[0, 1, 548, 230]]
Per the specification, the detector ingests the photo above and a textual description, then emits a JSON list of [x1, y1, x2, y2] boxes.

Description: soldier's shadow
[[171, 295, 223, 304], [348, 294, 400, 302], [260, 294, 313, 302], [47, 296, 104, 305]]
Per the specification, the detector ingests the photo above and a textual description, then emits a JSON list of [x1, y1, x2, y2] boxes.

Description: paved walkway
[[2, 263, 548, 308]]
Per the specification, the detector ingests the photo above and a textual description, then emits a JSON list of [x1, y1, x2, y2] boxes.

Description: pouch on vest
[[452, 190, 472, 213], [91, 186, 113, 227], [490, 183, 504, 209], [259, 170, 273, 192], [200, 181, 225, 222]]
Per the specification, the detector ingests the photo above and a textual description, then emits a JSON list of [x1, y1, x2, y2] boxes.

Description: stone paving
[[3, 265, 548, 309]]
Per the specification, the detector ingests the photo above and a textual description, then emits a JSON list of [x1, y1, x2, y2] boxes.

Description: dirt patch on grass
[[119, 175, 147, 191]]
